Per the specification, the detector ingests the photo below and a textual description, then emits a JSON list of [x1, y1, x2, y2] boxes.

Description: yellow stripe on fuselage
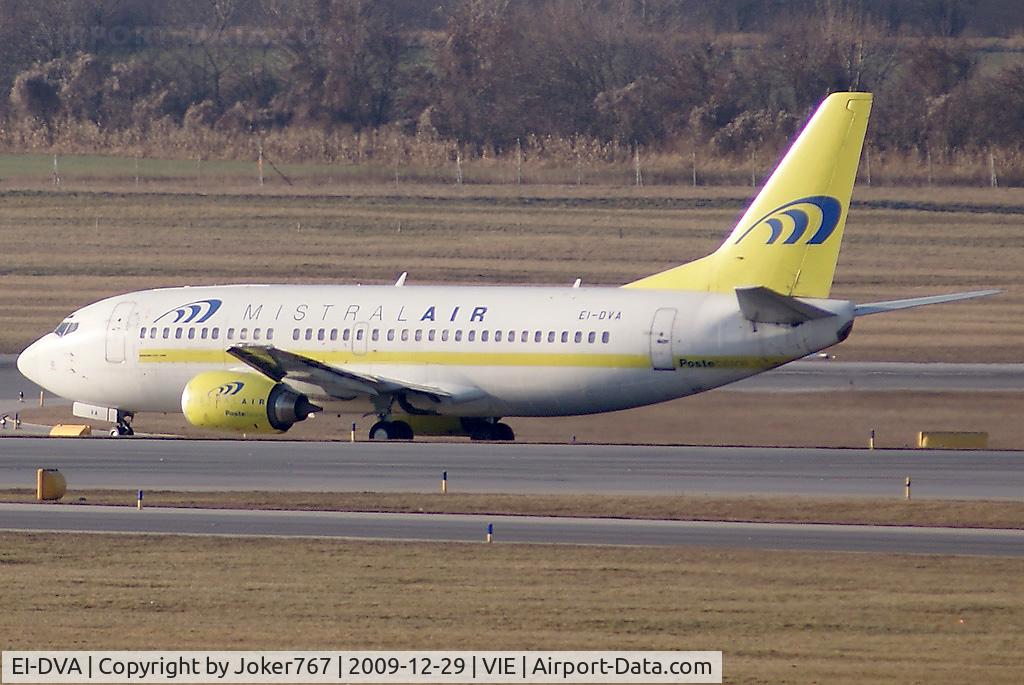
[[137, 348, 789, 371]]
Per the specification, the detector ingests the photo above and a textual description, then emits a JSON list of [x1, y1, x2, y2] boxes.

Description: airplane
[[16, 92, 997, 440]]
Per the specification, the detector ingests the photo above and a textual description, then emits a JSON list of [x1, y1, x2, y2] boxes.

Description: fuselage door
[[649, 307, 677, 371], [105, 301, 137, 363]]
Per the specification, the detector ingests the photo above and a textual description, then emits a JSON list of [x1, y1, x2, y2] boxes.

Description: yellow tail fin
[[624, 92, 872, 297]]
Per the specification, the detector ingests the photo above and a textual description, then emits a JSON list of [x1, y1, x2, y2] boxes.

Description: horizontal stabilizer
[[736, 286, 837, 325], [854, 290, 1000, 317]]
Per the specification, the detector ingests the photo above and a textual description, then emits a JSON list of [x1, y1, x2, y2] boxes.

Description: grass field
[[0, 178, 1021, 361], [2, 533, 1022, 683], [3, 490, 1022, 529]]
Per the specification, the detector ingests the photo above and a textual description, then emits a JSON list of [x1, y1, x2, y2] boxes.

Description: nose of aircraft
[[17, 337, 47, 387]]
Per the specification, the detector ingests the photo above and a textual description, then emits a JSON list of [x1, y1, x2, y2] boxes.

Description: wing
[[226, 345, 485, 407]]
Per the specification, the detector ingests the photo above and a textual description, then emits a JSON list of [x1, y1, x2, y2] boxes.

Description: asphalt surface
[[1, 438, 1022, 499], [2, 503, 1021, 556]]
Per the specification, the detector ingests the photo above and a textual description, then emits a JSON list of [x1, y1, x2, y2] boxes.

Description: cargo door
[[649, 307, 677, 371]]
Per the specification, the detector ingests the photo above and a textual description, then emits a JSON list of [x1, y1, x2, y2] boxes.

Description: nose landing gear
[[110, 413, 135, 437]]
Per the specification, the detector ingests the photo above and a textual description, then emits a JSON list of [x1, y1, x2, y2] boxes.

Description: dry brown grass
[[17, 390, 1024, 448], [1, 533, 1022, 683], [2, 489, 1021, 529], [1, 182, 1020, 360]]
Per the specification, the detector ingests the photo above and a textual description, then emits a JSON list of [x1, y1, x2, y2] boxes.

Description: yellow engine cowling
[[181, 371, 320, 434]]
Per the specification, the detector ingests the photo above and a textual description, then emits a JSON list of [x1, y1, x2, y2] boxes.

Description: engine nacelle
[[181, 371, 320, 434]]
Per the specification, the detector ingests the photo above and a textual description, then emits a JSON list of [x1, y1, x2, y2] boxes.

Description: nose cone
[[17, 337, 47, 387]]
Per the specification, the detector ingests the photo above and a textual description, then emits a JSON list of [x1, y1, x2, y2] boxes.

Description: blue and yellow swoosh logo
[[734, 195, 842, 245], [155, 299, 222, 324]]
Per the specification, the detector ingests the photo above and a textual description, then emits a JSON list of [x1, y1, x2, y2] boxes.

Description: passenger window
[[441, 330, 450, 342], [188, 328, 196, 340], [468, 330, 476, 342], [330, 329, 338, 341], [455, 330, 462, 342], [588, 332, 596, 343], [253, 328, 261, 341], [372, 329, 380, 342], [534, 331, 542, 343], [481, 331, 489, 342], [292, 328, 300, 341], [267, 328, 274, 340], [547, 331, 555, 343], [304, 328, 313, 341], [150, 327, 157, 339], [415, 330, 422, 342], [343, 329, 351, 342], [240, 328, 248, 340], [561, 331, 568, 343], [428, 329, 436, 342], [602, 332, 610, 343], [317, 328, 325, 341], [211, 328, 219, 340], [387, 329, 395, 342], [226, 328, 234, 340], [163, 327, 170, 339], [356, 329, 364, 341], [509, 330, 516, 342], [401, 329, 409, 342], [494, 331, 502, 342], [521, 331, 529, 343], [175, 328, 183, 339], [139, 328, 146, 339], [574, 331, 582, 343], [200, 328, 208, 340]]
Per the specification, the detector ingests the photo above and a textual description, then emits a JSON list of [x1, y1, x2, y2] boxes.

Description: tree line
[[1, 0, 1023, 183]]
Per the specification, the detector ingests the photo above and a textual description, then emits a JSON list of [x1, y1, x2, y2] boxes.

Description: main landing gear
[[469, 421, 515, 441], [366, 417, 516, 441], [368, 419, 413, 441]]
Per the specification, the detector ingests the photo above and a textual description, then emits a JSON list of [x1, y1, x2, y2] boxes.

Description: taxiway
[[2, 503, 1020, 556]]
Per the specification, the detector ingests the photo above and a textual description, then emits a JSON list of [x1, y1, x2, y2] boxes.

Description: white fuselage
[[17, 284, 854, 418]]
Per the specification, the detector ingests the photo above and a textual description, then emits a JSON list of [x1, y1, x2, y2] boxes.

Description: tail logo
[[209, 381, 244, 397], [734, 195, 842, 246], [155, 298, 222, 324]]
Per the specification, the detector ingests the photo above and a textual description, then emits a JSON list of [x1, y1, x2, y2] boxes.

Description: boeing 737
[[16, 92, 997, 439]]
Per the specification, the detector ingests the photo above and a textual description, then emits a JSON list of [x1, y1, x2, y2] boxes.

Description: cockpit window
[[53, 321, 79, 337]]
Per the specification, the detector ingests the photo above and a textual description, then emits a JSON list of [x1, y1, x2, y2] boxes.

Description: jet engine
[[181, 371, 320, 433]]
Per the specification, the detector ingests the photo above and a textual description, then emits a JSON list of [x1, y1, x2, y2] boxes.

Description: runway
[[2, 503, 1021, 556], [1, 438, 1022, 499]]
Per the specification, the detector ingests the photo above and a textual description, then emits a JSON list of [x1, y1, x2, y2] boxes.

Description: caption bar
[[3, 651, 722, 684]]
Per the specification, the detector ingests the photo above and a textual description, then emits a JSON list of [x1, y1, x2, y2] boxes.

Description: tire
[[369, 421, 392, 440], [469, 425, 492, 441], [492, 422, 515, 441], [368, 420, 414, 440], [391, 420, 414, 440]]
